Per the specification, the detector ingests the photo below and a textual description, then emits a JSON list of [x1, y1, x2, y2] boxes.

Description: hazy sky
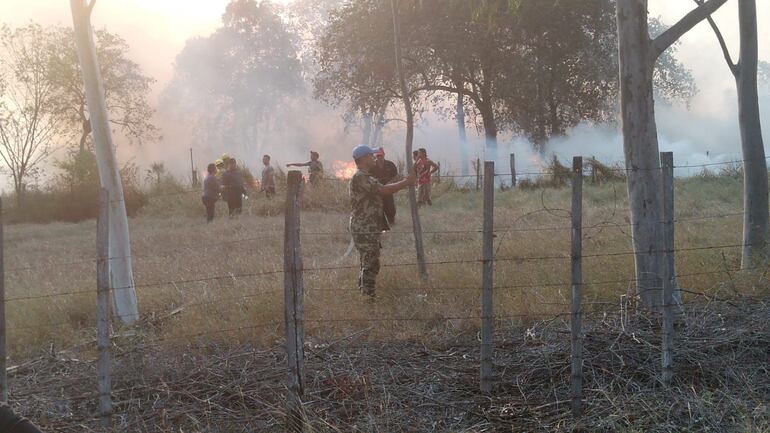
[[1, 0, 766, 109]]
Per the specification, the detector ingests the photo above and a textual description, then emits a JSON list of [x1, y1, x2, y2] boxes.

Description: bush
[[5, 150, 147, 224]]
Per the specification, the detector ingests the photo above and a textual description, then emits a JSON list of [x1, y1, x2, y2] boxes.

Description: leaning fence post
[[570, 157, 583, 416], [284, 170, 305, 431], [510, 153, 516, 188], [0, 198, 6, 402], [96, 188, 112, 427], [660, 152, 674, 385], [480, 161, 495, 393]]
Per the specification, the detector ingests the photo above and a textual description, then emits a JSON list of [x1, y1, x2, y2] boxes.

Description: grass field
[[5, 172, 765, 363]]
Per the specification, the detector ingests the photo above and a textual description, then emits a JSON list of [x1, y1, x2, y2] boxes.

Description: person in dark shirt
[[220, 158, 246, 216], [0, 403, 43, 432], [202, 163, 220, 223], [372, 147, 399, 225]]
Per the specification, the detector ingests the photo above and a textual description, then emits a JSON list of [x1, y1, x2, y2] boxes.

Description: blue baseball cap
[[352, 144, 375, 160]]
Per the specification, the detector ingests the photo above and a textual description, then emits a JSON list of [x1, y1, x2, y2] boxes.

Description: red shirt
[[415, 157, 431, 185]]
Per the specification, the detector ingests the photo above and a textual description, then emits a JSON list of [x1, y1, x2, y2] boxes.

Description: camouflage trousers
[[353, 233, 382, 295]]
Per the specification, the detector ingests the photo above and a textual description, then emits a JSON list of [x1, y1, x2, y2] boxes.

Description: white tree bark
[[616, 0, 727, 309], [70, 0, 139, 324]]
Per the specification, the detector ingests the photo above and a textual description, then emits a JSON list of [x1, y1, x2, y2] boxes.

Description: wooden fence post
[[570, 157, 583, 416], [510, 153, 516, 188], [660, 151, 674, 385], [436, 162, 441, 184], [190, 148, 198, 187], [660, 151, 680, 304], [476, 158, 481, 191], [284, 171, 305, 431], [0, 198, 6, 402], [480, 161, 494, 393], [96, 188, 112, 427]]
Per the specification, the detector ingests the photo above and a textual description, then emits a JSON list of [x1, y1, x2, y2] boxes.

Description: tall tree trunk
[[13, 176, 24, 208], [453, 78, 470, 176], [79, 118, 91, 154], [70, 0, 139, 324], [391, 0, 427, 279], [361, 112, 373, 145], [617, 2, 676, 309], [479, 100, 498, 158], [735, 0, 768, 269], [617, 0, 727, 309]]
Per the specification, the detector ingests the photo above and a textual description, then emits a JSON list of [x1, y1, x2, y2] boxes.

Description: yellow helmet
[[220, 153, 231, 161], [215, 159, 224, 166]]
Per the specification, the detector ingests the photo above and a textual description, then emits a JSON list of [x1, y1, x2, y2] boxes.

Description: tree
[[163, 0, 303, 157], [70, 0, 139, 324], [615, 0, 727, 309], [697, 0, 767, 270], [315, 0, 697, 163], [391, 0, 428, 279], [47, 26, 158, 154], [146, 162, 166, 188], [0, 24, 64, 205], [501, 3, 696, 150]]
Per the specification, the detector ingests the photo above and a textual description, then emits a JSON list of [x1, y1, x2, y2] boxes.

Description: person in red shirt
[[415, 148, 439, 206]]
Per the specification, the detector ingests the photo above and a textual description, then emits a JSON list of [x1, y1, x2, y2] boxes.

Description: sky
[[0, 0, 769, 178]]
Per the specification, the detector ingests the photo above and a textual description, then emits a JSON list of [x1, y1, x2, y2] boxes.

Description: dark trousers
[[202, 196, 217, 222], [383, 194, 396, 225], [226, 193, 243, 216]]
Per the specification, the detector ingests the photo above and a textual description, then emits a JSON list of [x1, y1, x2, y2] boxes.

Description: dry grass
[[9, 299, 770, 432], [4, 174, 765, 363], [5, 174, 770, 431]]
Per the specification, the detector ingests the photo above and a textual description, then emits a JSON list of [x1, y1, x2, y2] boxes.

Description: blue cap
[[352, 144, 375, 160]]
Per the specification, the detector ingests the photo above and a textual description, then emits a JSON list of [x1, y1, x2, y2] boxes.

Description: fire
[[333, 160, 357, 179]]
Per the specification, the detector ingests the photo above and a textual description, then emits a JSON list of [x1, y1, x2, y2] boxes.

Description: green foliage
[[314, 0, 697, 149], [46, 26, 159, 151], [5, 149, 147, 223]]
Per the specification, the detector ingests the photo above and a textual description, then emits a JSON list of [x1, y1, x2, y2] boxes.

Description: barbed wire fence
[[0, 152, 767, 430]]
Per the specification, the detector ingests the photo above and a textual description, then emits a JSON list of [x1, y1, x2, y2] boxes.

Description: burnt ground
[[8, 299, 770, 432]]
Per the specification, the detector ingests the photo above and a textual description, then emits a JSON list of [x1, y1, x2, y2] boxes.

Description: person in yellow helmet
[[215, 159, 225, 180]]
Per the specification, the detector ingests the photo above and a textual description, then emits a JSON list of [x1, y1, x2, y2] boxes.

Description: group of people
[[202, 154, 248, 222], [200, 144, 440, 301], [201, 151, 325, 222]]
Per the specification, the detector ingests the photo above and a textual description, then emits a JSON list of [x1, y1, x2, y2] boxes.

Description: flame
[[333, 160, 357, 180]]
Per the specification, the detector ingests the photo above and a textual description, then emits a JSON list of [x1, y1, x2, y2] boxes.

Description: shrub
[[5, 150, 147, 224]]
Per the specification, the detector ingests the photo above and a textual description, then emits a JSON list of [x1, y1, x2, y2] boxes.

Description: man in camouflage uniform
[[287, 151, 324, 185], [349, 145, 415, 297]]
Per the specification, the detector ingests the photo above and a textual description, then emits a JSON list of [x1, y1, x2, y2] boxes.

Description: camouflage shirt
[[349, 168, 388, 235]]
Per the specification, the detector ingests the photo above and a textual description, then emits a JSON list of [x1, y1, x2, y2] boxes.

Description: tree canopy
[[163, 0, 303, 157], [314, 0, 697, 151]]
